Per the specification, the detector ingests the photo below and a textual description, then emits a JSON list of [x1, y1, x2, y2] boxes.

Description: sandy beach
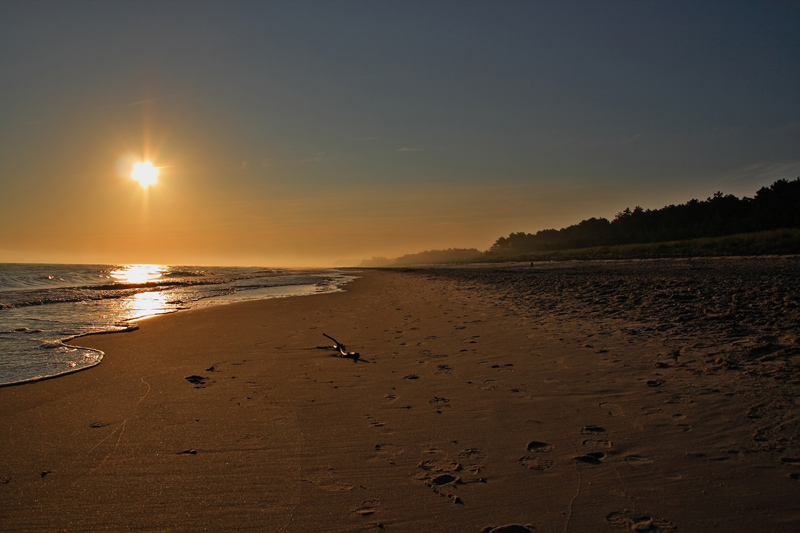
[[2, 258, 799, 532]]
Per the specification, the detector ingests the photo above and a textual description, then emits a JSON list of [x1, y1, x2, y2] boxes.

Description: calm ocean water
[[0, 264, 356, 386]]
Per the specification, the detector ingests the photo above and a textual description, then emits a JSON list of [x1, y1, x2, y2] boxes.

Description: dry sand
[[1, 258, 799, 532]]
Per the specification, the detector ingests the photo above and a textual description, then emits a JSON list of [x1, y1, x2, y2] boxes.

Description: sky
[[1, 1, 798, 267]]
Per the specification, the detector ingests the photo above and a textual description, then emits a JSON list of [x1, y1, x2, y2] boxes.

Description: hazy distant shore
[[362, 228, 800, 267], [1, 260, 798, 531]]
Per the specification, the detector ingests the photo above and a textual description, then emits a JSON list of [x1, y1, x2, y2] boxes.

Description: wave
[[1, 272, 256, 309], [163, 269, 213, 278]]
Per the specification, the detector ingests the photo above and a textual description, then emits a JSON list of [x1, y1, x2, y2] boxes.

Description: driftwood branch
[[321, 333, 360, 360]]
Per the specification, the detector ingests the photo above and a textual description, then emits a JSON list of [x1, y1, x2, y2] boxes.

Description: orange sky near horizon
[[1, 2, 798, 267]]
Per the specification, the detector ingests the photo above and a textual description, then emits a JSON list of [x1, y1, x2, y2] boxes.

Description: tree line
[[359, 178, 800, 266], [487, 178, 800, 257]]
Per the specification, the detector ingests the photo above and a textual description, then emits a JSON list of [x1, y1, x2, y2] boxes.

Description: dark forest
[[488, 178, 800, 255]]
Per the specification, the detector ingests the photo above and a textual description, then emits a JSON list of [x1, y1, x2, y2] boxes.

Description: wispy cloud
[[302, 152, 335, 163], [397, 147, 424, 152], [85, 92, 190, 112], [714, 160, 800, 194]]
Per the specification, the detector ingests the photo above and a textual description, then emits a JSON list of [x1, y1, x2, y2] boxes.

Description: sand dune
[[1, 258, 799, 531]]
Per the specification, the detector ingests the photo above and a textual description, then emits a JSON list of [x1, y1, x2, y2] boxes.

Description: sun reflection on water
[[110, 265, 168, 285], [120, 290, 172, 321]]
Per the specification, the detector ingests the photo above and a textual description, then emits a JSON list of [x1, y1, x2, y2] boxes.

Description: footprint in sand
[[416, 471, 465, 505], [625, 455, 654, 467], [185, 375, 210, 388], [480, 380, 499, 391], [302, 467, 354, 492], [352, 498, 381, 516], [574, 452, 606, 465], [520, 440, 555, 471], [606, 510, 677, 531], [526, 440, 554, 453], [366, 414, 387, 428], [436, 364, 453, 375], [520, 455, 555, 471], [600, 402, 625, 417], [582, 438, 612, 448], [373, 443, 404, 465], [457, 448, 488, 475], [415, 462, 465, 504], [580, 424, 613, 454], [430, 473, 459, 486], [747, 400, 775, 420], [416, 448, 487, 504], [429, 397, 451, 409]]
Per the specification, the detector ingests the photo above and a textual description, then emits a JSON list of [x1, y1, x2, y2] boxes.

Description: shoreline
[[2, 263, 799, 531], [0, 268, 356, 387]]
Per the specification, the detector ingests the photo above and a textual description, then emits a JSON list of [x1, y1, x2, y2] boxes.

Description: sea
[[0, 263, 357, 386]]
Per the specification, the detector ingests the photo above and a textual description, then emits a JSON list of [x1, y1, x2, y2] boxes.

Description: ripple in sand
[[352, 498, 381, 516], [480, 525, 535, 533]]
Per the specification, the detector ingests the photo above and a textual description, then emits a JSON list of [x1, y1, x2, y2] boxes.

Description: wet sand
[[1, 258, 799, 531]]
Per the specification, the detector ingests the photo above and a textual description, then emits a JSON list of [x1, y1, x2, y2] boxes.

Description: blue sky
[[1, 1, 798, 266]]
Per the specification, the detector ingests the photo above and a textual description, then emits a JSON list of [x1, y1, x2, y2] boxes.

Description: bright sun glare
[[131, 161, 159, 188]]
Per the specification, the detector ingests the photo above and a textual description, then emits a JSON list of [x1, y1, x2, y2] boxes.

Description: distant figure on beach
[[530, 261, 534, 267]]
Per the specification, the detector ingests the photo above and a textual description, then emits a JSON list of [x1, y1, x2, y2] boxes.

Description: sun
[[131, 161, 159, 188]]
